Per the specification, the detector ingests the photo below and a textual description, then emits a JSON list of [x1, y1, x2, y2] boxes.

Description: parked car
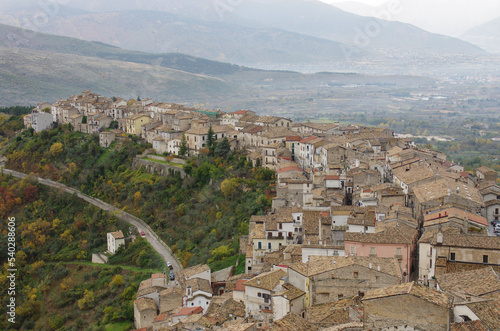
[[140, 231, 146, 237], [167, 262, 173, 270], [169, 271, 175, 281], [494, 224, 500, 233]]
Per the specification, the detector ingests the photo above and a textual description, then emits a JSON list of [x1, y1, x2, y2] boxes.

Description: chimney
[[377, 266, 381, 272], [369, 263, 372, 269], [257, 279, 261, 285], [437, 232, 443, 245]]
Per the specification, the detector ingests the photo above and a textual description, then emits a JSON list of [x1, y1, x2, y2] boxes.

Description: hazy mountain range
[[461, 17, 500, 53], [0, 0, 484, 69], [329, 0, 500, 38], [0, 23, 437, 108]]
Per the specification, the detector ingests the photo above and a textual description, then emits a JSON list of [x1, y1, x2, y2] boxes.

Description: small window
[[358, 291, 364, 297], [375, 276, 380, 282], [258, 242, 262, 250], [483, 255, 489, 264], [370, 247, 376, 256], [268, 242, 272, 250], [353, 272, 358, 279], [450, 253, 455, 261], [258, 292, 262, 297], [338, 294, 343, 300]]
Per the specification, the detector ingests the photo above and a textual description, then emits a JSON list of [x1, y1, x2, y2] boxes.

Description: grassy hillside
[[0, 23, 257, 77], [0, 172, 164, 330], [0, 46, 243, 107], [2, 117, 274, 269]]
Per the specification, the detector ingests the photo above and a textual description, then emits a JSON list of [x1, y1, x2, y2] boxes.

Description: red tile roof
[[299, 136, 318, 144], [277, 166, 302, 174], [234, 279, 248, 292], [424, 208, 488, 227], [153, 313, 168, 322], [151, 273, 167, 279], [173, 306, 203, 316]]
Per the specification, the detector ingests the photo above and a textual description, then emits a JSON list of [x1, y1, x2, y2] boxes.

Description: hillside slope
[[0, 23, 257, 77], [6, 0, 483, 57], [461, 17, 500, 53], [0, 46, 242, 107], [0, 10, 359, 66]]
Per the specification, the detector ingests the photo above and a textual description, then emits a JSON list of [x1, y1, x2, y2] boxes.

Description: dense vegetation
[[0, 174, 161, 330], [1, 116, 274, 269]]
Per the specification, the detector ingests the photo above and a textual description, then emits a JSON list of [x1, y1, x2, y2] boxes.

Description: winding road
[[1, 167, 182, 272]]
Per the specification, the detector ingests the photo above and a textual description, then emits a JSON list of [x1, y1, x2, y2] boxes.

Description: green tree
[[221, 178, 239, 199], [215, 137, 231, 158], [50, 142, 63, 156], [207, 125, 215, 155], [179, 133, 188, 157]]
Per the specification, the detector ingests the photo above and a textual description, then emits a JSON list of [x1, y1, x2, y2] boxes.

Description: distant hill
[[461, 17, 500, 53], [62, 0, 485, 55], [0, 46, 244, 107], [223, 0, 485, 55], [0, 10, 360, 66], [0, 23, 258, 77]]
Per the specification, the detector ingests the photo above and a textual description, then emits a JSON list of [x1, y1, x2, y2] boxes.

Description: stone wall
[[311, 265, 401, 306], [132, 158, 186, 179]]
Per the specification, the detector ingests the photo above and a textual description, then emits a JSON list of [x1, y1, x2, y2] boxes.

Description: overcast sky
[[320, 0, 500, 36]]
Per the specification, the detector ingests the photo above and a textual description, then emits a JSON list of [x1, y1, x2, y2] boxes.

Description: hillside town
[[24, 91, 500, 331]]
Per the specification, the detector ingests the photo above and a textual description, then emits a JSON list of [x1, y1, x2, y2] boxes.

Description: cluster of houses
[[23, 91, 500, 330]]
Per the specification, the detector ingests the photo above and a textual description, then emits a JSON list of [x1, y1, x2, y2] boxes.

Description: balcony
[[267, 235, 284, 240], [395, 254, 403, 260]]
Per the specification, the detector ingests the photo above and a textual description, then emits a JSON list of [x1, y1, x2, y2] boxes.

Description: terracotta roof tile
[[430, 233, 500, 250], [345, 225, 418, 245], [172, 306, 203, 316], [288, 256, 402, 278], [244, 269, 286, 291], [109, 230, 124, 239], [437, 267, 500, 299], [273, 283, 305, 301], [134, 297, 156, 311], [270, 313, 319, 331], [424, 208, 488, 227], [412, 177, 483, 205], [362, 282, 453, 308], [234, 279, 248, 292], [466, 301, 500, 329], [451, 320, 488, 331], [179, 264, 210, 280]]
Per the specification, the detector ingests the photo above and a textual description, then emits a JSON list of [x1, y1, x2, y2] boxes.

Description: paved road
[[1, 167, 182, 272]]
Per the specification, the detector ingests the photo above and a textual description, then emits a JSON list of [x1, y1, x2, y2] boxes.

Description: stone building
[[421, 231, 500, 280], [362, 282, 454, 331], [287, 255, 402, 307]]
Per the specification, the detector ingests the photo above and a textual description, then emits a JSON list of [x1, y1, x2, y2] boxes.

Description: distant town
[[23, 90, 500, 331]]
